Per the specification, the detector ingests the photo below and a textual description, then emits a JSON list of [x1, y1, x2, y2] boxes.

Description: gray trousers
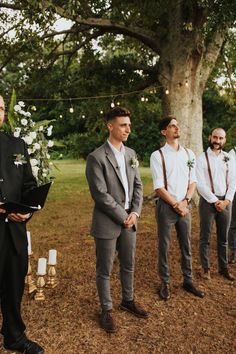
[[228, 194, 236, 256], [156, 199, 192, 284], [95, 228, 136, 311], [199, 196, 231, 271]]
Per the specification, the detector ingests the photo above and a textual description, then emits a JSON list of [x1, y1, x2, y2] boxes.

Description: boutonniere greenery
[[13, 153, 27, 167], [223, 155, 230, 163], [187, 158, 195, 169], [131, 156, 139, 169]]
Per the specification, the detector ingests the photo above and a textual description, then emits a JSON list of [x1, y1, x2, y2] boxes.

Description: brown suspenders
[[204, 151, 229, 195], [159, 147, 191, 191], [159, 149, 168, 190], [204, 151, 215, 194]]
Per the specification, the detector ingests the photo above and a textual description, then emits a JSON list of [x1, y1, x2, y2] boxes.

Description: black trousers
[[0, 223, 28, 347]]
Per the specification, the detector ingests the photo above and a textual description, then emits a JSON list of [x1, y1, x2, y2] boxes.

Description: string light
[[100, 110, 103, 114], [185, 80, 189, 87], [69, 107, 74, 113], [140, 96, 145, 102], [110, 101, 115, 108], [145, 98, 149, 102], [165, 89, 169, 95], [59, 114, 63, 118], [82, 114, 85, 119], [116, 101, 120, 106]]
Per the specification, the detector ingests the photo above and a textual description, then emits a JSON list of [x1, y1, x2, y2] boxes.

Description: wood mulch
[[1, 194, 235, 353]]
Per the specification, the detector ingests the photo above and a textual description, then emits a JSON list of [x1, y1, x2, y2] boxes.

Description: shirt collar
[[164, 142, 183, 152], [207, 146, 224, 157], [107, 139, 125, 155]]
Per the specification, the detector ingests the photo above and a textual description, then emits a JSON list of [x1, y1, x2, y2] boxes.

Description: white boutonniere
[[13, 153, 27, 167], [131, 156, 139, 169], [187, 158, 195, 169]]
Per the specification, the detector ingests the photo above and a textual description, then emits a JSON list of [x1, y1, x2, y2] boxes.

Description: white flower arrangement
[[9, 99, 54, 185], [131, 156, 139, 169]]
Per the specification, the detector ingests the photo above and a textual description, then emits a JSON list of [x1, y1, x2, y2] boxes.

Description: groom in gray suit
[[86, 106, 149, 333]]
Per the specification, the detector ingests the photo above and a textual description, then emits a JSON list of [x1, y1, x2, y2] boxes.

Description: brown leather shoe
[[183, 281, 205, 298], [120, 300, 149, 318], [159, 282, 170, 300], [99, 310, 117, 333], [219, 268, 235, 281], [201, 268, 211, 280]]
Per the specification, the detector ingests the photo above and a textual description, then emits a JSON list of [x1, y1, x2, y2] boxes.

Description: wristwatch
[[185, 197, 191, 204]]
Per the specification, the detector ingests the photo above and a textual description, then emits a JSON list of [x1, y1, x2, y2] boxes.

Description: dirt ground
[[0, 193, 235, 354]]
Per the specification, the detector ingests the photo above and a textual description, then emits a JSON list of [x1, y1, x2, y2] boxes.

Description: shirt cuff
[[131, 211, 139, 218]]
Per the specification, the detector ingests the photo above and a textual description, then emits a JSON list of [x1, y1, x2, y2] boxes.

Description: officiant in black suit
[[0, 95, 44, 354]]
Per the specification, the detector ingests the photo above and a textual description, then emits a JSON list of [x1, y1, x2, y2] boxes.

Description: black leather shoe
[[219, 268, 235, 281], [159, 282, 170, 300], [4, 339, 44, 354], [120, 300, 149, 318], [183, 281, 205, 298], [99, 310, 117, 333]]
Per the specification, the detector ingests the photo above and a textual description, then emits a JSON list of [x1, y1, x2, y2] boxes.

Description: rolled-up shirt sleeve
[[196, 154, 218, 203], [225, 157, 236, 202], [188, 149, 197, 184], [150, 151, 165, 190]]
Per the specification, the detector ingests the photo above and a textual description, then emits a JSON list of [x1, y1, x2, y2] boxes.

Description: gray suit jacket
[[86, 141, 143, 239]]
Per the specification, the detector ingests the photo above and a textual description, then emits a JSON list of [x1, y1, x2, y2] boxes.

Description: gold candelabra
[[34, 274, 46, 301], [25, 253, 37, 295], [46, 264, 58, 288]]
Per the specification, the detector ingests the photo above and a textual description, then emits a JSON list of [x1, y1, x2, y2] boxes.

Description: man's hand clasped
[[124, 212, 137, 229], [0, 208, 31, 222], [172, 200, 189, 217], [214, 199, 230, 212]]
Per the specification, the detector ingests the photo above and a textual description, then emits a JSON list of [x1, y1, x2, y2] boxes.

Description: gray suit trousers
[[95, 228, 136, 311], [228, 194, 236, 256], [156, 198, 192, 284], [199, 196, 231, 270]]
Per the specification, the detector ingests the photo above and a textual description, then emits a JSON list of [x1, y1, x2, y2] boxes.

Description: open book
[[0, 182, 52, 214]]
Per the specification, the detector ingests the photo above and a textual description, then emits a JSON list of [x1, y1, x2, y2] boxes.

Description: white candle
[[27, 231, 32, 255], [48, 249, 57, 265], [37, 258, 47, 275]]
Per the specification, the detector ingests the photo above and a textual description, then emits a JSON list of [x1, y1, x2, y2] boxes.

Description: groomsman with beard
[[196, 128, 236, 281]]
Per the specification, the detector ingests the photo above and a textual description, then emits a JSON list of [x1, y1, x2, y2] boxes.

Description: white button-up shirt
[[196, 147, 236, 203], [229, 147, 236, 163], [150, 143, 196, 201], [107, 140, 130, 209]]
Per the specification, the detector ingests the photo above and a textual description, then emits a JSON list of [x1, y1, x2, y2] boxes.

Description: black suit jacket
[[0, 132, 37, 254]]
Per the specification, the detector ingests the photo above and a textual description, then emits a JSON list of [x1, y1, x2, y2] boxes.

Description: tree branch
[[41, 1, 161, 53]]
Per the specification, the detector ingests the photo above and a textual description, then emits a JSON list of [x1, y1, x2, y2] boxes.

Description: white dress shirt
[[229, 147, 236, 163], [150, 143, 196, 201], [107, 140, 130, 209], [196, 147, 236, 203]]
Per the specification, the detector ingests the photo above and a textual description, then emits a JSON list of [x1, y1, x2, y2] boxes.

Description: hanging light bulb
[[100, 110, 104, 114], [116, 101, 120, 106], [111, 101, 115, 108], [69, 107, 74, 113], [165, 89, 169, 95], [185, 80, 189, 87], [140, 96, 145, 102], [59, 114, 63, 118], [145, 97, 149, 102], [82, 114, 85, 119]]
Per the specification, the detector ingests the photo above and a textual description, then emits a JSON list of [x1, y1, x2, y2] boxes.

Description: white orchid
[[30, 158, 39, 167], [29, 131, 37, 139], [48, 140, 54, 147], [21, 118, 28, 126], [33, 142, 41, 150], [14, 105, 21, 112]]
